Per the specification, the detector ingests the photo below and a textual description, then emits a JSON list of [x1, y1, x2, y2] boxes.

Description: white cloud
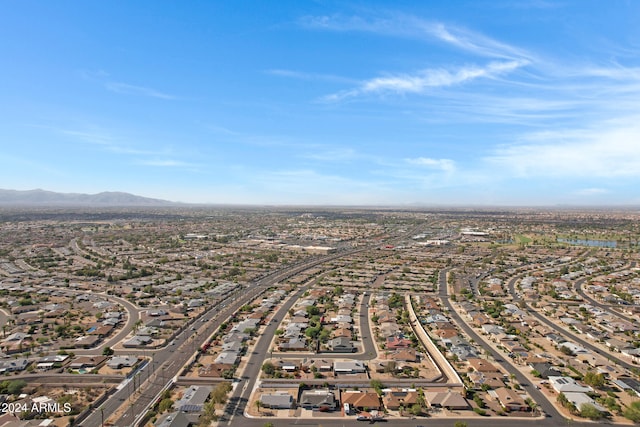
[[324, 60, 527, 101], [406, 157, 456, 173], [301, 148, 358, 162], [581, 65, 640, 81], [79, 69, 176, 100], [58, 128, 165, 156], [300, 13, 532, 61], [575, 188, 608, 196], [486, 116, 640, 178], [253, 169, 398, 205], [424, 22, 531, 60], [59, 129, 115, 146], [138, 159, 197, 168], [105, 82, 175, 100], [267, 69, 356, 84]]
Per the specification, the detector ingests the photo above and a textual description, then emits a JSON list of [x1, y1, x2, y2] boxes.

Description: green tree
[[306, 305, 320, 316], [579, 403, 603, 420], [583, 371, 605, 389], [409, 403, 422, 416], [624, 401, 640, 422], [102, 346, 114, 356], [370, 379, 384, 395], [261, 362, 276, 376], [6, 380, 26, 395], [557, 393, 577, 413], [158, 398, 173, 413], [559, 345, 575, 356], [210, 382, 232, 404]]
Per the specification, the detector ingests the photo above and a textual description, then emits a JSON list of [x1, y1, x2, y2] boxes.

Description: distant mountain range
[[0, 189, 177, 207]]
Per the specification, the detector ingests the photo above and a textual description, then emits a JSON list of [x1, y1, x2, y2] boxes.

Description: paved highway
[[82, 248, 366, 426], [81, 288, 257, 427], [215, 261, 590, 427], [80, 229, 605, 427]]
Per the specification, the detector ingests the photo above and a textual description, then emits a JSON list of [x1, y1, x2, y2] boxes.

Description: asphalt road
[[78, 231, 612, 427], [82, 248, 365, 426], [215, 248, 598, 427], [507, 271, 638, 373], [82, 288, 256, 427], [218, 282, 379, 425], [573, 275, 637, 325], [438, 269, 567, 425]]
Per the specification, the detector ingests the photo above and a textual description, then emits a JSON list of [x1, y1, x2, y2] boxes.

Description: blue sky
[[2, 1, 640, 206]]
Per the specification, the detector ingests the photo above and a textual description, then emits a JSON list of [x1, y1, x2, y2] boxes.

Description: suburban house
[[299, 389, 337, 411], [549, 376, 593, 394], [386, 348, 418, 363], [198, 363, 234, 378], [327, 337, 355, 353], [260, 392, 295, 409], [563, 392, 606, 414], [107, 356, 139, 369], [69, 356, 108, 370], [423, 391, 469, 410], [382, 390, 419, 410], [333, 361, 366, 374], [341, 391, 382, 412], [386, 336, 412, 350], [490, 387, 529, 412]]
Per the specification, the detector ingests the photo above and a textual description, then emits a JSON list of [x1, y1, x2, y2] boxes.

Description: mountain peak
[[0, 189, 177, 207]]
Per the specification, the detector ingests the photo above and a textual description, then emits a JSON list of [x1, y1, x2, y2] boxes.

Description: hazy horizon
[[2, 1, 639, 206], [3, 187, 640, 210]]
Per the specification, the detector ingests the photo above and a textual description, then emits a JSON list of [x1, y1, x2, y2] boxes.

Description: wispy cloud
[[485, 116, 640, 178], [299, 13, 532, 60], [491, 0, 566, 10], [267, 69, 356, 84], [323, 60, 528, 101], [424, 22, 531, 60], [406, 157, 456, 173], [79, 70, 176, 100], [574, 188, 608, 196], [137, 159, 198, 168], [105, 82, 176, 100], [59, 129, 115, 146], [201, 122, 319, 151], [300, 12, 532, 102], [60, 127, 201, 171], [301, 148, 359, 162], [58, 128, 162, 156], [253, 168, 395, 204]]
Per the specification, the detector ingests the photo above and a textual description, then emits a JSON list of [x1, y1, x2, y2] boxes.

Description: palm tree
[[132, 319, 143, 333]]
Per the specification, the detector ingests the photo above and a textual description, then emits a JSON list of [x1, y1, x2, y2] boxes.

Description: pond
[[557, 238, 617, 248]]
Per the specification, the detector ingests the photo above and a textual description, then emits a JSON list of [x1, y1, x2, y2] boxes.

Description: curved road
[[508, 272, 638, 373], [82, 230, 609, 427], [438, 270, 565, 424]]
